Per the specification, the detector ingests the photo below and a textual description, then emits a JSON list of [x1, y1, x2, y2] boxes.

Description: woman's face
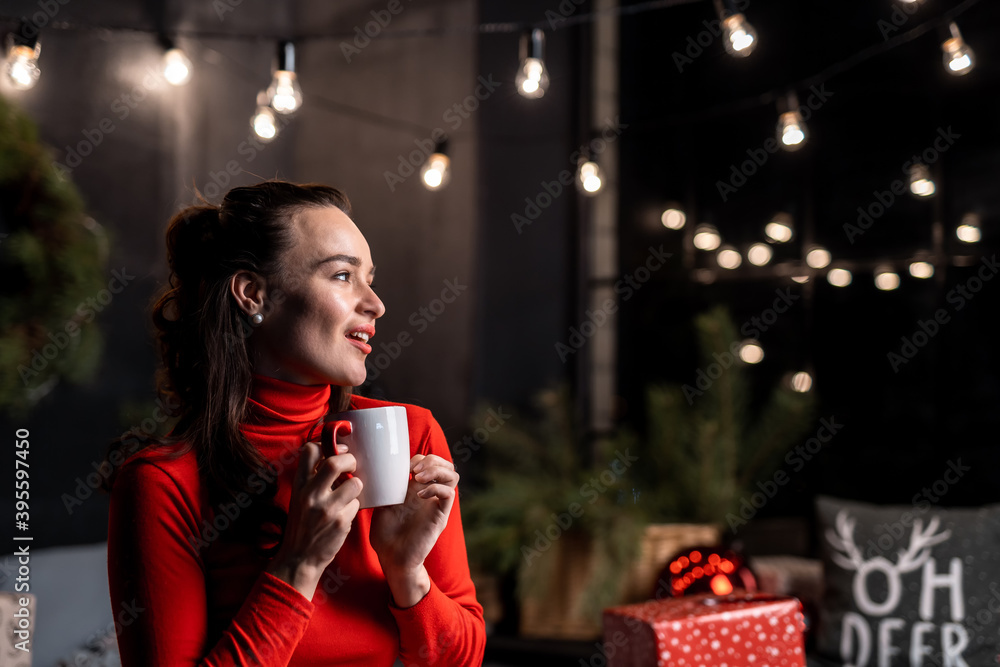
[[251, 205, 385, 386]]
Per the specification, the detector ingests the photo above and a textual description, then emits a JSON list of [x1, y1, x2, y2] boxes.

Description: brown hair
[[102, 181, 355, 520]]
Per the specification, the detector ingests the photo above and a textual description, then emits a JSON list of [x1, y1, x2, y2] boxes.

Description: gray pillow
[[815, 495, 1000, 666]]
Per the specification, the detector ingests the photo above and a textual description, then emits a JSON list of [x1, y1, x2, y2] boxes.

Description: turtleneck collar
[[242, 373, 332, 445]]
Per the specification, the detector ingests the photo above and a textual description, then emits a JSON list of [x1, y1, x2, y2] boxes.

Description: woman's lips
[[346, 335, 372, 354]]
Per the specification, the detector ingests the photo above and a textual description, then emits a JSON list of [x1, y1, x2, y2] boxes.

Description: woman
[[105, 181, 485, 665]]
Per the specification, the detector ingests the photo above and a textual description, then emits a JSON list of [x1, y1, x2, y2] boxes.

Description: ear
[[230, 270, 268, 317]]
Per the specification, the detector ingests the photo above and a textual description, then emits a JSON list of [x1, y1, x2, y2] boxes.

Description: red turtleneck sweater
[[106, 375, 485, 666]]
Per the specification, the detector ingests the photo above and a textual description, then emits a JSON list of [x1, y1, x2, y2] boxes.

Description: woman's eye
[[333, 272, 350, 281]]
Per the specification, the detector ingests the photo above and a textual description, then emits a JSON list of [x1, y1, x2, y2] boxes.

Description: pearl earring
[[250, 313, 264, 326]]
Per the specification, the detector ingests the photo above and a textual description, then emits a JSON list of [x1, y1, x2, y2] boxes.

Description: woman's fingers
[[296, 442, 323, 488], [416, 483, 456, 500]]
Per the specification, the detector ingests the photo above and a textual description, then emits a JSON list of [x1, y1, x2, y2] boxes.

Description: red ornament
[[655, 546, 758, 598]]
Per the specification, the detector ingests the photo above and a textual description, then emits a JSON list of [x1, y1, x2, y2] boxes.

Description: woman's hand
[[266, 441, 363, 600], [369, 454, 459, 605]]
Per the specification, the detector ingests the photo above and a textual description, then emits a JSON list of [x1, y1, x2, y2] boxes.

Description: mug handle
[[322, 419, 354, 480]]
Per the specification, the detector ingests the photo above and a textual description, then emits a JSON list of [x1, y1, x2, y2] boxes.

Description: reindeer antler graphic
[[826, 510, 865, 571], [895, 516, 952, 573]]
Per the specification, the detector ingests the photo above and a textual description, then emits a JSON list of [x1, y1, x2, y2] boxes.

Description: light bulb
[[693, 224, 721, 251], [765, 214, 793, 243], [747, 243, 772, 266], [5, 42, 41, 90], [516, 30, 549, 99], [828, 267, 852, 287], [791, 273, 810, 284], [717, 245, 742, 269], [789, 371, 812, 393], [778, 111, 805, 150], [268, 70, 302, 114], [738, 340, 764, 364], [942, 23, 974, 76], [251, 105, 278, 141], [723, 14, 757, 57], [578, 160, 603, 194], [956, 213, 981, 243], [909, 261, 934, 279], [162, 48, 191, 86], [421, 153, 451, 190], [661, 208, 686, 230], [806, 245, 831, 269], [908, 163, 935, 197], [874, 266, 900, 291]]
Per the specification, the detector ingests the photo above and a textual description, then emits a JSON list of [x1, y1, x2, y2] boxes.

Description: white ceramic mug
[[322, 406, 410, 509]]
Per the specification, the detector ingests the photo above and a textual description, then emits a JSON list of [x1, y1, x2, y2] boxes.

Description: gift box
[[602, 592, 806, 667]]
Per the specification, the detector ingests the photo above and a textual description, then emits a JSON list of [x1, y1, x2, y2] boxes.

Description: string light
[[693, 224, 721, 251], [777, 93, 805, 151], [577, 158, 603, 195], [516, 29, 549, 99], [717, 245, 742, 269], [420, 140, 451, 190], [738, 340, 764, 364], [956, 213, 981, 243], [874, 265, 900, 291], [747, 243, 772, 266], [4, 26, 41, 90], [908, 163, 935, 197], [942, 22, 975, 76], [765, 213, 794, 243], [250, 90, 278, 141], [661, 206, 686, 230], [722, 13, 757, 57], [159, 36, 191, 86], [806, 245, 831, 269], [268, 41, 303, 114], [827, 267, 852, 287], [909, 260, 934, 279], [791, 273, 810, 284]]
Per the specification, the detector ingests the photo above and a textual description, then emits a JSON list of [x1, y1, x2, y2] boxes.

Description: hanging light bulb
[[577, 159, 603, 195], [516, 29, 549, 99], [738, 340, 764, 364], [908, 163, 935, 197], [251, 91, 279, 142], [722, 13, 757, 57], [268, 41, 303, 114], [909, 260, 934, 279], [716, 245, 742, 269], [791, 273, 810, 284], [420, 140, 451, 191], [765, 213, 794, 243], [788, 371, 813, 393], [942, 23, 975, 76], [5, 28, 41, 90], [956, 212, 981, 243], [827, 267, 852, 287], [778, 111, 806, 150], [874, 265, 900, 291], [661, 207, 686, 230], [159, 36, 191, 86], [747, 243, 772, 266], [805, 245, 831, 269], [693, 224, 721, 251]]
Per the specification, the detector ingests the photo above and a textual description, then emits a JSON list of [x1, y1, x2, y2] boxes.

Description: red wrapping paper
[[603, 593, 806, 667]]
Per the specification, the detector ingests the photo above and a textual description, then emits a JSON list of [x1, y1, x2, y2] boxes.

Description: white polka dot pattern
[[602, 593, 807, 667]]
